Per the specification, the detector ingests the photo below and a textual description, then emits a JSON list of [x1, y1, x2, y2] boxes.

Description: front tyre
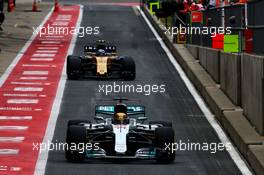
[[65, 126, 86, 162], [154, 127, 175, 163], [149, 121, 173, 127], [67, 55, 81, 80], [67, 119, 91, 127]]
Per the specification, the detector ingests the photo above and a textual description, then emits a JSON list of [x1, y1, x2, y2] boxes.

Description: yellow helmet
[[114, 112, 127, 121]]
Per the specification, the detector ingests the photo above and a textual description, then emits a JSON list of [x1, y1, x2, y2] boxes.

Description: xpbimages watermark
[[98, 82, 166, 95], [32, 140, 100, 153], [163, 24, 232, 38], [33, 25, 100, 37], [164, 140, 232, 154]]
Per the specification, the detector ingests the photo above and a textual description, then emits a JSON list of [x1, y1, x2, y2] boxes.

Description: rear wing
[[95, 105, 145, 116]]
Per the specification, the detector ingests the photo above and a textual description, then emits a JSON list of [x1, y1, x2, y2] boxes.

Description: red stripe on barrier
[[0, 6, 80, 175]]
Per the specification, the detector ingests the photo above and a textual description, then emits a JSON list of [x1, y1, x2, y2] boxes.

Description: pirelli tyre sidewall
[[149, 121, 173, 128], [120, 56, 136, 80], [154, 127, 175, 163], [65, 126, 86, 162], [67, 55, 81, 80], [67, 119, 91, 127]]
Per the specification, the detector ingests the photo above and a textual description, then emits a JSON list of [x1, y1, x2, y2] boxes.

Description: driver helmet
[[114, 112, 127, 122], [114, 104, 128, 122]]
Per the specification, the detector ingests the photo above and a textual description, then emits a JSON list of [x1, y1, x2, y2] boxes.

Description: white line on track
[[23, 71, 49, 75], [0, 116, 32, 120], [22, 64, 56, 67], [34, 5, 84, 175], [14, 87, 43, 92], [41, 41, 61, 44], [39, 94, 47, 97], [20, 77, 48, 80], [0, 149, 19, 155], [138, 7, 252, 175], [0, 107, 32, 111], [4, 94, 46, 98], [0, 166, 22, 171], [11, 82, 43, 85], [30, 58, 54, 61], [39, 38, 64, 41], [7, 99, 39, 104], [45, 36, 64, 38], [37, 47, 59, 50], [32, 53, 55, 57], [4, 93, 38, 97], [0, 126, 28, 131], [0, 137, 25, 143], [36, 50, 58, 53], [36, 44, 63, 47], [52, 22, 69, 26], [55, 16, 71, 21]]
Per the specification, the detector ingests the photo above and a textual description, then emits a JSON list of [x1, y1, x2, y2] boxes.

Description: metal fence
[[186, 1, 264, 55]]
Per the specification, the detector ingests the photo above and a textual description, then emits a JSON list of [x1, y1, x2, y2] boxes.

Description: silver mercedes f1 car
[[65, 98, 175, 163]]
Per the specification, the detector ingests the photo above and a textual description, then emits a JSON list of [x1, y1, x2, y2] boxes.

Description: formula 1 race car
[[65, 98, 175, 163], [66, 40, 136, 80]]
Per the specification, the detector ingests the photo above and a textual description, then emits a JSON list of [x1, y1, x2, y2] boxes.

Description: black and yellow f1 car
[[66, 40, 136, 80]]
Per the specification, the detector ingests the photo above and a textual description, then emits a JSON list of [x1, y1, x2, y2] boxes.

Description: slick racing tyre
[[121, 56, 136, 80], [65, 126, 86, 162], [149, 121, 173, 127], [67, 55, 81, 80], [154, 127, 175, 163], [67, 120, 91, 127]]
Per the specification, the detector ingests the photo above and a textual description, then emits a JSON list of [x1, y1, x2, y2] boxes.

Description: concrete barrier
[[198, 46, 207, 69], [222, 111, 264, 157], [206, 48, 220, 83], [185, 44, 199, 59], [242, 54, 264, 135], [220, 52, 241, 106], [248, 145, 264, 175], [198, 47, 220, 83]]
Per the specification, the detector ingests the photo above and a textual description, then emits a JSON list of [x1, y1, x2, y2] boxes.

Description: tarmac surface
[[44, 4, 242, 175]]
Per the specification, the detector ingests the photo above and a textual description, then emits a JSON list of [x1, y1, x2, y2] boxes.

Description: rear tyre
[[154, 127, 175, 163], [121, 56, 136, 80], [67, 55, 81, 80], [149, 121, 172, 127], [65, 126, 86, 162], [67, 120, 91, 127]]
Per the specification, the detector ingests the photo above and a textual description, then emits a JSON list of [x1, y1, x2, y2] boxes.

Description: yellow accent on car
[[96, 57, 108, 75], [114, 112, 127, 121]]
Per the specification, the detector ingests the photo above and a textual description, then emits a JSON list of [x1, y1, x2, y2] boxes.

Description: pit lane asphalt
[[44, 4, 242, 175]]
